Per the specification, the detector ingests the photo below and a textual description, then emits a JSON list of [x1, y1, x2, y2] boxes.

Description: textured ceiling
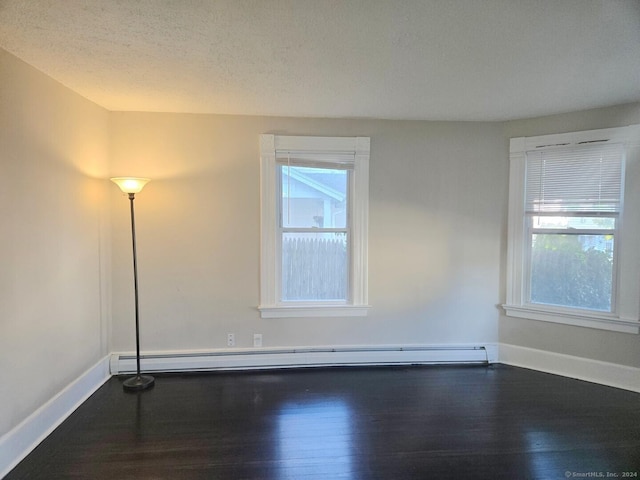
[[1, 0, 639, 121]]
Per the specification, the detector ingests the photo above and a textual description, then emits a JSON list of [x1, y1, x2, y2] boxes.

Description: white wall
[[0, 49, 110, 437], [500, 102, 640, 368], [109, 113, 505, 352]]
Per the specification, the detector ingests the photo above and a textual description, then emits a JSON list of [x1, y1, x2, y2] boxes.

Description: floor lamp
[[111, 177, 155, 392]]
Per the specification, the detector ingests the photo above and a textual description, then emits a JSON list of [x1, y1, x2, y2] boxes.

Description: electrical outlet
[[253, 333, 263, 348], [227, 333, 235, 347]]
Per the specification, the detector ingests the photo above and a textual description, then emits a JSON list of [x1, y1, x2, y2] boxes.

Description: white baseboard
[[499, 343, 640, 393], [0, 356, 111, 479], [110, 343, 499, 374]]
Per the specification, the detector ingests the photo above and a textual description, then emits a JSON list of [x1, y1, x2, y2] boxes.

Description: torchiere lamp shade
[[111, 177, 151, 194]]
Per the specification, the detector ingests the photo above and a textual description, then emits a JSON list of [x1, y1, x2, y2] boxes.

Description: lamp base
[[123, 374, 155, 392]]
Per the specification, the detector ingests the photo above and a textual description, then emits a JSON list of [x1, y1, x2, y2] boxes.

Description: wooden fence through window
[[282, 237, 347, 300]]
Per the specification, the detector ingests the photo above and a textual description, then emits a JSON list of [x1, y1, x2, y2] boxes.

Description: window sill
[[258, 304, 370, 319], [502, 304, 639, 334]]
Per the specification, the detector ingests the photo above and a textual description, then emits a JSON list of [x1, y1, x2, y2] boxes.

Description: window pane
[[530, 234, 614, 311], [281, 166, 348, 228], [532, 216, 615, 230], [282, 232, 348, 301]]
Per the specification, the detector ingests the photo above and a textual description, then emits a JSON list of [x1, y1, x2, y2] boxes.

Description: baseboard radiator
[[110, 344, 497, 375]]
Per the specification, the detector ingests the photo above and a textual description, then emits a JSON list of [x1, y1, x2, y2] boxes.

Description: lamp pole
[[111, 178, 154, 392], [124, 191, 155, 391]]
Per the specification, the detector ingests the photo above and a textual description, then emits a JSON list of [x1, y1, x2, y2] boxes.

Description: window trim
[[503, 125, 640, 334], [259, 135, 370, 318]]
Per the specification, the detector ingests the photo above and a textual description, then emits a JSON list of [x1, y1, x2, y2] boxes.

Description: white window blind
[[275, 151, 356, 168], [525, 144, 624, 215], [276, 157, 354, 170]]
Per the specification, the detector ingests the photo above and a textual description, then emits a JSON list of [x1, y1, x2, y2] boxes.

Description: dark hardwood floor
[[6, 365, 640, 479]]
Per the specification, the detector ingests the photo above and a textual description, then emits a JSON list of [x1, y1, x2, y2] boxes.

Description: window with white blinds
[[525, 144, 623, 215], [523, 144, 623, 313], [504, 125, 640, 334]]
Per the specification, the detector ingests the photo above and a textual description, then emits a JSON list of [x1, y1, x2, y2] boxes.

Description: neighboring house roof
[[284, 168, 346, 202]]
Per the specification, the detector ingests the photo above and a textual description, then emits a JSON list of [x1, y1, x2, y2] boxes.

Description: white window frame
[[259, 135, 370, 318], [504, 125, 640, 334]]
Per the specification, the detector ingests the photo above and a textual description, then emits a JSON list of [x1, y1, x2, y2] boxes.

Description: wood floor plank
[[5, 365, 640, 479]]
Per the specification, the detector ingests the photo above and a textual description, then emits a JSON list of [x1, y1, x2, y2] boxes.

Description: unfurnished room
[[1, 1, 640, 479]]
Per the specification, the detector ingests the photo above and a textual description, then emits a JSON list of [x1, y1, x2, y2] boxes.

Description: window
[[504, 126, 640, 334], [526, 144, 621, 312], [259, 135, 370, 318]]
